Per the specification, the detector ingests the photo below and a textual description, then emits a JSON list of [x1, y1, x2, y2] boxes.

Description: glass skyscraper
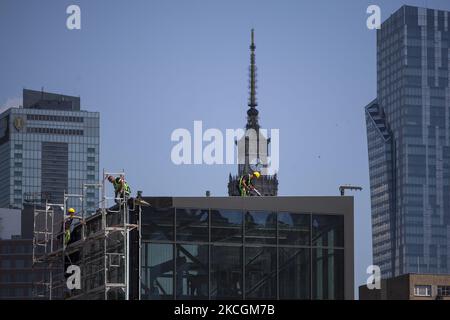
[[366, 5, 450, 278], [0, 89, 99, 213]]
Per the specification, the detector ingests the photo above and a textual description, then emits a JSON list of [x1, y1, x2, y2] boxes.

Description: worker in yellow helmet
[[239, 171, 261, 196], [63, 208, 84, 246]]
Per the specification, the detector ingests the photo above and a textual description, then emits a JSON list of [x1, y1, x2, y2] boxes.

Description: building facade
[[0, 89, 100, 213], [0, 206, 44, 300], [359, 273, 450, 300], [136, 196, 354, 300], [0, 238, 43, 299], [0, 208, 21, 240], [228, 30, 278, 196], [365, 5, 450, 278], [34, 196, 354, 300]]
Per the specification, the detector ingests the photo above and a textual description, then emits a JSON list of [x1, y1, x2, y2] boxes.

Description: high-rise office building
[[366, 5, 450, 278], [0, 89, 100, 212]]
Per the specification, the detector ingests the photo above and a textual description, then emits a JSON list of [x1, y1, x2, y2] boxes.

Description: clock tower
[[228, 29, 278, 196]]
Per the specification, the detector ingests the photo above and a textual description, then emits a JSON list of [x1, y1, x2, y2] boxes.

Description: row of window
[[0, 287, 32, 298], [0, 244, 32, 254], [0, 259, 32, 269], [142, 208, 345, 247], [14, 143, 95, 152], [141, 243, 344, 300], [414, 285, 450, 297], [27, 114, 84, 123], [27, 127, 84, 136], [0, 272, 33, 283]]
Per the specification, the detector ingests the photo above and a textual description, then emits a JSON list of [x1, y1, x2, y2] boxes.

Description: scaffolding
[[32, 170, 139, 300]]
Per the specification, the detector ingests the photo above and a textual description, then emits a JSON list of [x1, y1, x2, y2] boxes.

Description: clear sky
[[2, 0, 450, 296]]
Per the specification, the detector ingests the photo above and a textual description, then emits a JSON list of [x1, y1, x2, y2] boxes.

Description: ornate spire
[[246, 29, 259, 130]]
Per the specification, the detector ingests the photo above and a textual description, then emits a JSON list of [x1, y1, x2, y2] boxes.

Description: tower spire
[[247, 28, 259, 130]]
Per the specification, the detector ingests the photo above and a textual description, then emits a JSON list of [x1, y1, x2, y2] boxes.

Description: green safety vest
[[239, 174, 253, 189], [113, 178, 131, 194]]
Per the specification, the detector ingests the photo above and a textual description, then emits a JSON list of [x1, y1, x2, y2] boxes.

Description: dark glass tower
[[366, 6, 450, 278], [228, 30, 278, 196]]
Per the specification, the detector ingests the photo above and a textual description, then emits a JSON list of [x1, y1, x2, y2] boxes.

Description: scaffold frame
[[31, 169, 139, 300]]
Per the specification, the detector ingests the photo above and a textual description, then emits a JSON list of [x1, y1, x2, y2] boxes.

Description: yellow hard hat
[[68, 208, 75, 214], [253, 171, 261, 178]]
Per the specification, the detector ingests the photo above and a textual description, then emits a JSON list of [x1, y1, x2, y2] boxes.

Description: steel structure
[[31, 170, 138, 300]]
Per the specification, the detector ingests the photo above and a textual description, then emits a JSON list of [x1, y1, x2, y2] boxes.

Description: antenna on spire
[[246, 28, 259, 130], [251, 28, 255, 50]]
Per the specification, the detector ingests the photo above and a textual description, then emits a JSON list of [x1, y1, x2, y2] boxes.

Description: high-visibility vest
[[113, 178, 131, 194], [239, 174, 253, 189]]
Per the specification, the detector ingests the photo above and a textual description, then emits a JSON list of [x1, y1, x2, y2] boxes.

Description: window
[[312, 248, 344, 300], [0, 245, 11, 254], [27, 114, 83, 123], [245, 211, 276, 245], [176, 208, 209, 242], [141, 243, 174, 300], [1, 260, 11, 268], [211, 210, 242, 243], [437, 286, 450, 297], [26, 127, 83, 136], [312, 215, 344, 247], [176, 244, 208, 299], [0, 273, 11, 283], [15, 259, 25, 268], [211, 245, 243, 299], [279, 247, 310, 299], [278, 212, 310, 246], [414, 285, 432, 297], [245, 246, 277, 299], [141, 207, 174, 241]]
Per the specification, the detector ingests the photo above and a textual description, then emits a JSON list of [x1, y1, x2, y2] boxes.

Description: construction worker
[[63, 208, 84, 246], [239, 171, 261, 197], [107, 175, 131, 203]]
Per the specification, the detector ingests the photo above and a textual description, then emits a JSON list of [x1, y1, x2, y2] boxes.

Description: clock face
[[14, 117, 24, 131], [249, 159, 264, 173]]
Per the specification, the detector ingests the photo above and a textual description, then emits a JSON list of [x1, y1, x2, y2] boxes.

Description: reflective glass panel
[[278, 212, 311, 246], [141, 243, 174, 299], [245, 211, 277, 245], [176, 244, 209, 299], [210, 245, 243, 299], [279, 247, 311, 299], [312, 215, 344, 247], [176, 208, 209, 242], [245, 246, 277, 299], [211, 210, 242, 243]]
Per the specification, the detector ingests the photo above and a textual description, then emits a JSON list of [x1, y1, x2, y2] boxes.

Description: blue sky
[[2, 0, 450, 296]]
